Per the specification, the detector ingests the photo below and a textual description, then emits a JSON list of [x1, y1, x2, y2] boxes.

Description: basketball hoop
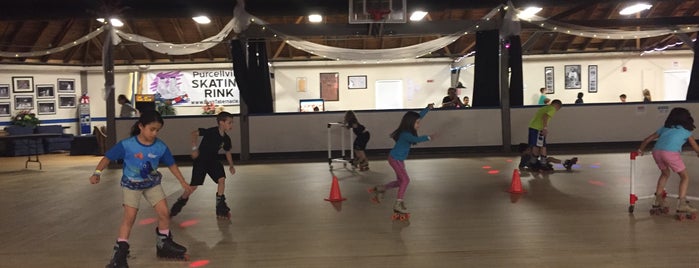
[[368, 9, 391, 21]]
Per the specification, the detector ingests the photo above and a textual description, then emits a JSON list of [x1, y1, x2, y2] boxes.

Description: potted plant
[[11, 110, 40, 128]]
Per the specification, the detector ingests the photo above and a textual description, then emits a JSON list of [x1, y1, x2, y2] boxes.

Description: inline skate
[[169, 197, 188, 218], [105, 241, 129, 268], [216, 194, 231, 220], [156, 228, 188, 261]]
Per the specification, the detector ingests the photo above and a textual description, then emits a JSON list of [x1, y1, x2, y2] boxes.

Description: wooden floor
[[2, 152, 699, 267]]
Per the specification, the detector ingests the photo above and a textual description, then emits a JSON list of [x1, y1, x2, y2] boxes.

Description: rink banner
[[145, 70, 240, 106]]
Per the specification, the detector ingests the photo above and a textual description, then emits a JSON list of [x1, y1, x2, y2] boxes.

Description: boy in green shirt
[[526, 99, 562, 171]]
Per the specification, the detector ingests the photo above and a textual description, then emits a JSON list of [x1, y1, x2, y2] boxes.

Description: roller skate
[[649, 192, 669, 215], [675, 198, 698, 221], [216, 194, 231, 220], [169, 197, 188, 218], [359, 160, 369, 171], [367, 185, 385, 204], [106, 241, 129, 268], [563, 157, 578, 171], [156, 228, 188, 261], [391, 200, 410, 221]]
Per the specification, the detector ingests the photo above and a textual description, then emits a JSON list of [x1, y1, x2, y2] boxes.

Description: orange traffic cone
[[325, 176, 347, 202], [508, 169, 527, 194]]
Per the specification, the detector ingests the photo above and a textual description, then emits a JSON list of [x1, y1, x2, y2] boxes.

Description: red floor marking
[[482, 165, 492, 169], [190, 260, 210, 267], [179, 219, 199, 228], [506, 159, 513, 162], [488, 170, 500, 174], [138, 218, 157, 225], [588, 180, 605, 186]]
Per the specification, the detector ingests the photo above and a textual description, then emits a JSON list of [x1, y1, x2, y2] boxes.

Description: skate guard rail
[[327, 122, 354, 171]]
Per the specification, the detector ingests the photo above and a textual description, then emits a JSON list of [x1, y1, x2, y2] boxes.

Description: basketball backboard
[[349, 0, 407, 24]]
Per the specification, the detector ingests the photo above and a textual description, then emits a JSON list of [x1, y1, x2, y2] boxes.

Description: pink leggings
[[384, 156, 410, 199]]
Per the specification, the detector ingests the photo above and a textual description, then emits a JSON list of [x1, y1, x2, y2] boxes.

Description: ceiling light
[[518, 6, 542, 19], [97, 18, 124, 27], [308, 14, 322, 23], [192, 16, 211, 24], [410, 11, 427, 21], [619, 3, 652, 15], [109, 18, 124, 27]]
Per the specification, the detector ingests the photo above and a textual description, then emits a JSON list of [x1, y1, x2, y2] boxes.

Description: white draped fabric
[[0, 26, 106, 58], [284, 33, 464, 61]]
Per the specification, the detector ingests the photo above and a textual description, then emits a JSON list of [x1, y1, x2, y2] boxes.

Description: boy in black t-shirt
[[170, 112, 236, 219]]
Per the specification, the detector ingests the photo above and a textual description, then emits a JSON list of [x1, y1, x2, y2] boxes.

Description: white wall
[[271, 58, 453, 112], [520, 51, 694, 105]]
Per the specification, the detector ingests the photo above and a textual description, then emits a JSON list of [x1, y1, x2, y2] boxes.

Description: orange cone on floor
[[508, 169, 527, 194], [325, 176, 347, 202]]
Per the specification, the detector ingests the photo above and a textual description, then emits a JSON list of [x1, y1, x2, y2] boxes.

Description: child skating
[[526, 99, 562, 172], [344, 110, 371, 171], [369, 104, 435, 221], [89, 110, 193, 267], [170, 112, 236, 220], [638, 107, 699, 220]]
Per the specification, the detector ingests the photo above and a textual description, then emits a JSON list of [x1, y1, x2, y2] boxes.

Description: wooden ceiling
[[0, 0, 698, 65]]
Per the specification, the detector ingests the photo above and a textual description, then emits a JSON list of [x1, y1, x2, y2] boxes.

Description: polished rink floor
[[2, 152, 699, 267]]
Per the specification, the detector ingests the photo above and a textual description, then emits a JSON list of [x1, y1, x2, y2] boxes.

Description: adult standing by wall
[[643, 89, 652, 102], [118, 94, 139, 117]]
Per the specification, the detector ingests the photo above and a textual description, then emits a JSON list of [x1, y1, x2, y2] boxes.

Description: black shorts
[[353, 132, 370, 150], [190, 158, 225, 186]]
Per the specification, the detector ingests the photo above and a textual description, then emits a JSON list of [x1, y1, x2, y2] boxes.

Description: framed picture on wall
[[588, 65, 598, 93], [0, 102, 10, 117], [58, 94, 76, 108], [36, 84, 55, 99], [12, 76, 34, 93], [14, 95, 34, 110], [57, 78, 75, 93], [0, 84, 9, 99], [564, 65, 581, 89], [348, 75, 367, 89], [544, 66, 554, 94], [296, 77, 307, 92], [320, 72, 339, 101], [37, 100, 56, 115]]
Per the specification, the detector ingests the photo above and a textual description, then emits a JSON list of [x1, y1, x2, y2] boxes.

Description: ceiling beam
[[169, 18, 193, 62], [41, 19, 74, 63], [123, 19, 154, 62]]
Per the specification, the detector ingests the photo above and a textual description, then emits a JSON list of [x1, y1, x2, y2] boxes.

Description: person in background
[[344, 111, 371, 171], [620, 94, 627, 103], [462, 96, 471, 108], [575, 92, 584, 104], [441, 87, 465, 109], [643, 89, 652, 103], [538, 87, 548, 105], [118, 94, 139, 117]]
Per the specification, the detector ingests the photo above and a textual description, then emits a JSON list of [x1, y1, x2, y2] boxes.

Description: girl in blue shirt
[[639, 107, 699, 219], [90, 111, 193, 267], [370, 104, 434, 217]]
